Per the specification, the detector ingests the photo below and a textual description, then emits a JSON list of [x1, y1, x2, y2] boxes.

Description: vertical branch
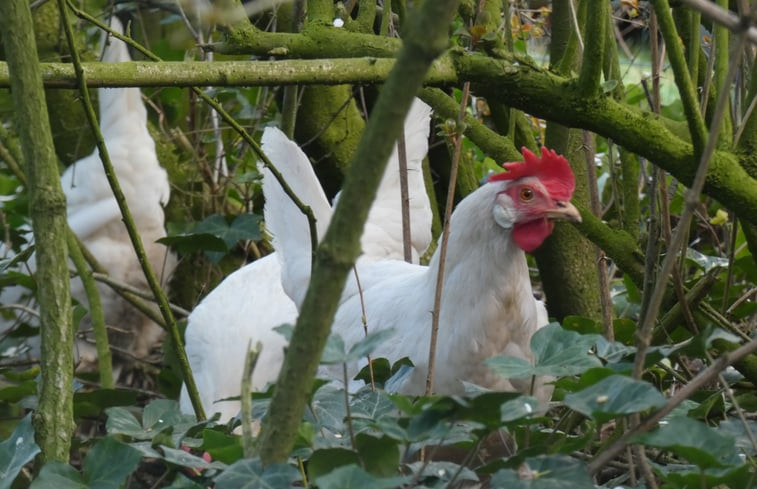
[[577, 0, 606, 95], [66, 231, 114, 388], [582, 133, 614, 341], [713, 0, 733, 145], [397, 132, 413, 263], [241, 342, 261, 458], [281, 0, 305, 138], [651, 0, 708, 154], [0, 0, 74, 462], [426, 83, 470, 395], [259, 0, 461, 464]]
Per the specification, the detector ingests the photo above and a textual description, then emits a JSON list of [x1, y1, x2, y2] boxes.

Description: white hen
[[180, 100, 432, 421], [271, 147, 581, 402], [0, 17, 176, 372]]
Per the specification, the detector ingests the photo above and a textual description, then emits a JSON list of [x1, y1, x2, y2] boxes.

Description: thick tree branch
[[3, 55, 755, 225]]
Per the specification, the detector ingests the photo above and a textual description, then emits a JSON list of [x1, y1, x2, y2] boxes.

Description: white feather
[[0, 17, 176, 369], [317, 182, 553, 401], [180, 100, 433, 420]]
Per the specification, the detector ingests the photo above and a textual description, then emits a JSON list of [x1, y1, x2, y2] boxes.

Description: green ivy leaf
[[201, 429, 243, 465], [307, 448, 360, 481], [0, 414, 40, 489], [486, 323, 601, 379], [405, 461, 478, 486], [313, 464, 411, 489], [634, 416, 743, 469], [489, 455, 593, 488], [214, 458, 300, 489], [29, 462, 85, 489], [564, 375, 666, 422], [355, 434, 399, 477], [82, 437, 142, 489], [320, 330, 395, 365]]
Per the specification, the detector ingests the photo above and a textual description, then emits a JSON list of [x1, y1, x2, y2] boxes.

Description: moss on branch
[[6, 52, 756, 223]]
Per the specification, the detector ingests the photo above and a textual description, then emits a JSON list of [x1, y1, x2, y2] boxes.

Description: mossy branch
[[651, 0, 708, 154], [577, 0, 606, 96], [5, 52, 755, 223]]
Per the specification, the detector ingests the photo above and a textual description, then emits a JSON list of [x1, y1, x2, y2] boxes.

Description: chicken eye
[[519, 187, 534, 201]]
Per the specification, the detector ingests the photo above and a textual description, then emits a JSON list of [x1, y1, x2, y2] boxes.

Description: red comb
[[488, 147, 576, 201]]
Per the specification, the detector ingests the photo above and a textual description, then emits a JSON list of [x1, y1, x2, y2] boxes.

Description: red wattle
[[512, 219, 554, 252]]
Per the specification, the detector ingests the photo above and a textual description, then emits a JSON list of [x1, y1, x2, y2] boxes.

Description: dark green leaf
[[355, 434, 399, 477], [157, 233, 227, 254], [405, 461, 478, 485], [486, 324, 601, 379], [0, 414, 40, 489], [564, 375, 665, 422], [307, 448, 360, 481], [489, 455, 593, 488], [500, 396, 540, 423], [313, 464, 411, 489], [321, 329, 395, 365], [29, 462, 85, 489], [214, 458, 300, 489], [0, 381, 36, 403], [73, 389, 138, 419], [717, 418, 757, 455], [104, 407, 145, 439], [202, 429, 243, 464], [160, 446, 220, 470], [82, 437, 142, 489], [634, 416, 743, 469]]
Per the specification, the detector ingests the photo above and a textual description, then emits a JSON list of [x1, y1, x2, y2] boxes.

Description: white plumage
[[271, 146, 581, 401], [180, 100, 433, 421], [0, 17, 176, 372]]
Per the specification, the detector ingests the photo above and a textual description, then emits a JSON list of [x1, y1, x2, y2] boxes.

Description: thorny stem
[[426, 82, 470, 395]]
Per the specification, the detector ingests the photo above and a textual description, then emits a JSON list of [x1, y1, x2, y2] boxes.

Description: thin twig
[[353, 266, 375, 390], [582, 132, 613, 341], [679, 0, 757, 44], [632, 29, 749, 381], [397, 130, 413, 263], [241, 341, 262, 458], [91, 272, 190, 317], [425, 83, 470, 395]]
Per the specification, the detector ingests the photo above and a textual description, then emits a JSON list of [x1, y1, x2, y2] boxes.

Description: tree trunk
[[0, 0, 74, 463], [533, 0, 601, 321]]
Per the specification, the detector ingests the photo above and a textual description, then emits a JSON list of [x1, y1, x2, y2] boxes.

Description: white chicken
[[180, 100, 433, 421], [269, 146, 581, 401], [0, 17, 176, 373]]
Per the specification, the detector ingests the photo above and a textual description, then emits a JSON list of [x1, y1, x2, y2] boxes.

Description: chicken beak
[[546, 201, 582, 223]]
